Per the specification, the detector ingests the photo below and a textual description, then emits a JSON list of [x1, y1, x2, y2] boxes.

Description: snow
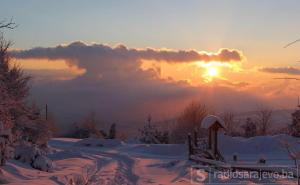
[[219, 134, 300, 165], [1, 135, 299, 184], [201, 115, 226, 129], [120, 144, 187, 157], [32, 155, 55, 172], [15, 145, 43, 163], [14, 144, 55, 172], [74, 138, 123, 148]]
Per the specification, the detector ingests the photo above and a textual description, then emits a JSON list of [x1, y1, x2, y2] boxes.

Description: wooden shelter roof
[[201, 115, 226, 129]]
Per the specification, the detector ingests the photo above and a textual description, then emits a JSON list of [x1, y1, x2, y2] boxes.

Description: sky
[[1, 0, 300, 128]]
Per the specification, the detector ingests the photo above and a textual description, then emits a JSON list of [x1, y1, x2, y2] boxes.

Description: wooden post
[[296, 161, 299, 185], [233, 154, 237, 162], [214, 128, 218, 156], [45, 104, 48, 121], [188, 133, 193, 158], [208, 129, 212, 149], [232, 154, 237, 172], [194, 130, 198, 147]]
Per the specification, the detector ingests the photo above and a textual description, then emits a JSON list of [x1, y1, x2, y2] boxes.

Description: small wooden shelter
[[201, 115, 226, 158]]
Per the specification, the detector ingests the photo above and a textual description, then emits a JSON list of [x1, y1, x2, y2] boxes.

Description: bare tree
[[220, 111, 235, 135], [171, 101, 210, 143], [242, 117, 257, 137], [255, 107, 273, 135], [68, 111, 106, 139], [81, 112, 102, 138]]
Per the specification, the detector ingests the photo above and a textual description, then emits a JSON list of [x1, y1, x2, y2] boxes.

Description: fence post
[[188, 133, 193, 159], [194, 130, 198, 148]]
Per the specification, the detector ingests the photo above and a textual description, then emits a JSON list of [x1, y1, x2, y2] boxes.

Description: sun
[[207, 67, 218, 77], [202, 66, 219, 82], [196, 61, 223, 82]]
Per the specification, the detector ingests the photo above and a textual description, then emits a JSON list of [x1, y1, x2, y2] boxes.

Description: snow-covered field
[[1, 135, 300, 185]]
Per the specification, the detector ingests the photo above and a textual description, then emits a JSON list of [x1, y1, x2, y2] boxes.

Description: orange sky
[[17, 52, 300, 110]]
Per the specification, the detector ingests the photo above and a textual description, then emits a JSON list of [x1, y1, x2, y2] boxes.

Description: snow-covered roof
[[201, 115, 226, 129]]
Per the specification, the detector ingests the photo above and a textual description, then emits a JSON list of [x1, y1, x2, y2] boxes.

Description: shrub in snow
[[66, 175, 86, 185], [15, 144, 43, 163], [139, 116, 169, 144], [0, 126, 14, 166], [17, 114, 54, 147], [15, 144, 54, 172], [68, 112, 103, 139], [63, 163, 99, 185], [257, 157, 266, 164], [32, 155, 55, 172]]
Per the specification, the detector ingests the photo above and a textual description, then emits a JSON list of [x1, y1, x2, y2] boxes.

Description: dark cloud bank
[[12, 42, 264, 133], [260, 67, 300, 75]]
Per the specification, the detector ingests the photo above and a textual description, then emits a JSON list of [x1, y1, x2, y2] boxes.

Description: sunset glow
[[207, 66, 218, 77], [1, 1, 300, 130], [2, 1, 300, 184]]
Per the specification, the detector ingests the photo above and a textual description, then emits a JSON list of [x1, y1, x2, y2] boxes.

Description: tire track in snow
[[50, 141, 139, 185], [56, 145, 139, 185], [89, 151, 139, 185]]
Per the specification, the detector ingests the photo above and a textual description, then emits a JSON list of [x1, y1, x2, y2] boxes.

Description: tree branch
[[0, 18, 17, 29], [284, 38, 300, 48]]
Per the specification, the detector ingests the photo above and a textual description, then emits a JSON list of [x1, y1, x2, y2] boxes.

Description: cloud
[[10, 42, 264, 133], [259, 67, 300, 75], [11, 42, 243, 76], [218, 80, 250, 88], [24, 69, 78, 83]]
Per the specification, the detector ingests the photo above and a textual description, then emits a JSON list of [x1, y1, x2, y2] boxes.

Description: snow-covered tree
[[0, 28, 21, 166], [139, 115, 169, 144], [18, 104, 56, 147], [0, 84, 14, 166], [0, 20, 54, 167], [0, 36, 52, 147]]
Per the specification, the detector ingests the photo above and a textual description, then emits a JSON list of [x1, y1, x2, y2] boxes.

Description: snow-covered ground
[[1, 135, 299, 185]]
